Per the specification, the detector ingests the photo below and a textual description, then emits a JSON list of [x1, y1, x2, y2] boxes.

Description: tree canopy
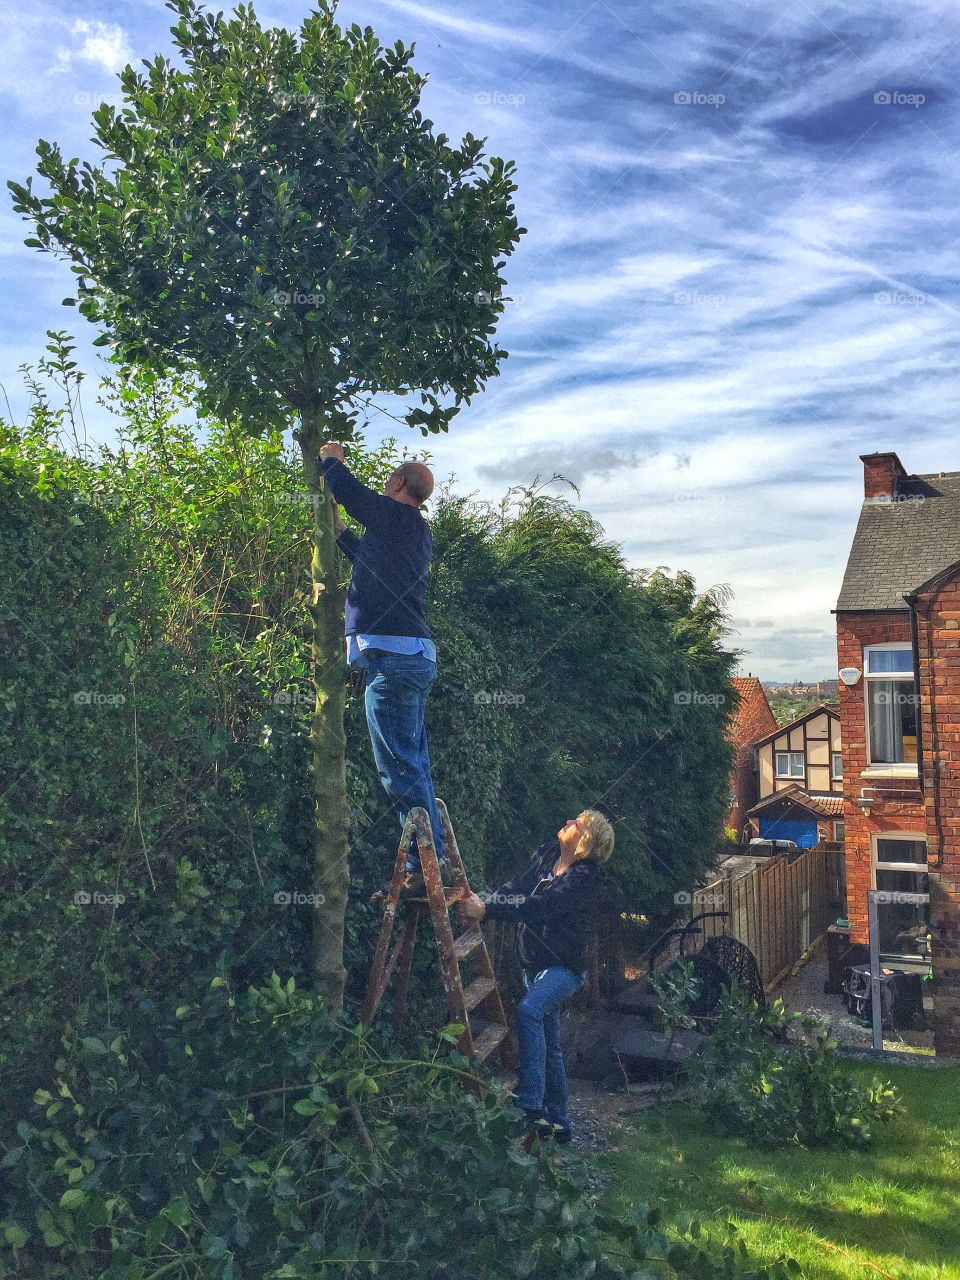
[[9, 0, 524, 439]]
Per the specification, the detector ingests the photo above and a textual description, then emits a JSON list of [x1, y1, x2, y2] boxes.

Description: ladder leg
[[413, 808, 474, 1055], [392, 909, 420, 1020], [361, 813, 419, 1026], [436, 798, 469, 891]]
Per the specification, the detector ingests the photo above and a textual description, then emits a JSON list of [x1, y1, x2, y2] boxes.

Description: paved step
[[613, 1025, 703, 1064], [609, 982, 661, 1018]]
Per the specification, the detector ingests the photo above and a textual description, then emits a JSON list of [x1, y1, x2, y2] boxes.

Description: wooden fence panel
[[670, 844, 837, 992]]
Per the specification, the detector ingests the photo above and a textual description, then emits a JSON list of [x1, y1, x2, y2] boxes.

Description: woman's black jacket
[[481, 839, 600, 976]]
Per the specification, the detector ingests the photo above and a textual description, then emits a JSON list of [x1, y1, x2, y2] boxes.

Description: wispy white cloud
[[54, 19, 135, 75], [3, 0, 960, 678]]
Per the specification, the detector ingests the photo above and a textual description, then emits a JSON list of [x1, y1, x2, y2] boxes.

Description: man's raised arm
[[331, 505, 361, 560], [318, 442, 391, 527]]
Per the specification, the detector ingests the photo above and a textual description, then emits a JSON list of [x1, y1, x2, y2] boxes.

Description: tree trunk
[[297, 414, 350, 1016]]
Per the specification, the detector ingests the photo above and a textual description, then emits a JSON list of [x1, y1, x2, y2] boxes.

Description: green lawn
[[604, 1064, 960, 1279]]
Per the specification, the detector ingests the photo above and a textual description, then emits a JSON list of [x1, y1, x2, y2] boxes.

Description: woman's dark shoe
[[511, 1109, 554, 1152]]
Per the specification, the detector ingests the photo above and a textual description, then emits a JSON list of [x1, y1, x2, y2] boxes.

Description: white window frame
[[831, 751, 843, 780], [863, 642, 918, 775], [833, 819, 845, 842], [872, 831, 927, 876], [775, 751, 804, 779], [871, 831, 929, 958]]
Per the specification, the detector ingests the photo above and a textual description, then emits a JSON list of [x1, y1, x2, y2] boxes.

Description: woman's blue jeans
[[360, 650, 444, 870], [516, 966, 583, 1128]]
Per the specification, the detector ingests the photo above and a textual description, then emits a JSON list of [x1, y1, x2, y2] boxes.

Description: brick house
[[835, 451, 960, 1054], [726, 675, 777, 837]]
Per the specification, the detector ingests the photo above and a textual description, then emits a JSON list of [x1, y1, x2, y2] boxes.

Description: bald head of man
[[384, 460, 434, 507]]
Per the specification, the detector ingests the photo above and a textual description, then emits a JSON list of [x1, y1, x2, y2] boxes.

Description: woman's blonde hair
[[572, 809, 615, 864]]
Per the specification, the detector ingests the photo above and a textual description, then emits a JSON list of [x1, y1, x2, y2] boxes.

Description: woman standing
[[459, 809, 615, 1144]]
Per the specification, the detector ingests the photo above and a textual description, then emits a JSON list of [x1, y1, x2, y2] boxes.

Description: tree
[[9, 0, 523, 1013]]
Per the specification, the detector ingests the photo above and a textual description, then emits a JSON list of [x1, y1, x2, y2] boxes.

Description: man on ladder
[[318, 443, 450, 892]]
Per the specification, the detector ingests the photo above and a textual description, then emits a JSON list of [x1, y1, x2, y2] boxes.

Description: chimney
[[860, 451, 907, 499]]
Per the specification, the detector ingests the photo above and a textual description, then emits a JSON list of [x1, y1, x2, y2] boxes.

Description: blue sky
[[3, 0, 960, 681]]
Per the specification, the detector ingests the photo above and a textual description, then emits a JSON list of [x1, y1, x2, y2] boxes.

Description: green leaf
[[161, 1196, 191, 1229], [203, 1234, 229, 1259]]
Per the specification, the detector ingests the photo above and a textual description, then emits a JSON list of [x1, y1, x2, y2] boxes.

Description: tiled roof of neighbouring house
[[837, 471, 960, 611], [728, 676, 777, 753], [746, 785, 844, 819], [806, 793, 845, 817]]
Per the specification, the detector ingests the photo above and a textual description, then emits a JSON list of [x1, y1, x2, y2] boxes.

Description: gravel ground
[[776, 943, 937, 1055], [560, 1079, 687, 1191]]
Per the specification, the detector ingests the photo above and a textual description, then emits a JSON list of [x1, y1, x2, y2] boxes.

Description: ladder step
[[462, 975, 497, 1012], [453, 927, 484, 960], [471, 1022, 509, 1062], [406, 885, 467, 908]]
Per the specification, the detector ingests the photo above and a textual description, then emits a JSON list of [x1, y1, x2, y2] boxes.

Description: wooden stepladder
[[361, 799, 515, 1068]]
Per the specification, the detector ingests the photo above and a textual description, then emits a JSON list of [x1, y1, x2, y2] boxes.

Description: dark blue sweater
[[319, 457, 433, 640]]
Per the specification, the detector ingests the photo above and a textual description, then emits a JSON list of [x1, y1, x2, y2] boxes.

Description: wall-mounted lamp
[[857, 792, 875, 817], [839, 667, 861, 687]]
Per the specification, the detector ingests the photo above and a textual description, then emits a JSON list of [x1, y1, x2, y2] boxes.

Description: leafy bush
[[655, 975, 903, 1148], [0, 354, 737, 1101], [0, 972, 794, 1280]]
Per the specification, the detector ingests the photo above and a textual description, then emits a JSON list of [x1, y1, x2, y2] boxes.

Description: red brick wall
[[835, 613, 924, 946], [728, 747, 759, 835], [913, 573, 960, 1055], [861, 452, 907, 499]]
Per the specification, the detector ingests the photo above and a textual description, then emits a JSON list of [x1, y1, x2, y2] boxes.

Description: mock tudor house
[[726, 675, 777, 837], [835, 451, 960, 1055], [745, 705, 844, 847]]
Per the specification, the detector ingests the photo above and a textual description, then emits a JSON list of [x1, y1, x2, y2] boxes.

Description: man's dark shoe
[[369, 859, 455, 904], [398, 869, 426, 897], [400, 859, 456, 895], [552, 1126, 573, 1145]]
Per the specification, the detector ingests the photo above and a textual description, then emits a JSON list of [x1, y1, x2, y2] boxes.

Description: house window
[[873, 835, 929, 958], [831, 752, 843, 780], [833, 819, 845, 843], [864, 644, 918, 766], [775, 751, 804, 778]]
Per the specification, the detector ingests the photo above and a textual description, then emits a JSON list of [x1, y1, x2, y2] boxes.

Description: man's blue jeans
[[517, 966, 583, 1129], [360, 650, 444, 870]]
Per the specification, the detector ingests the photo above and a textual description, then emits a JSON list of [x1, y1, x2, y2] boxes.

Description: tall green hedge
[[0, 366, 736, 1103]]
